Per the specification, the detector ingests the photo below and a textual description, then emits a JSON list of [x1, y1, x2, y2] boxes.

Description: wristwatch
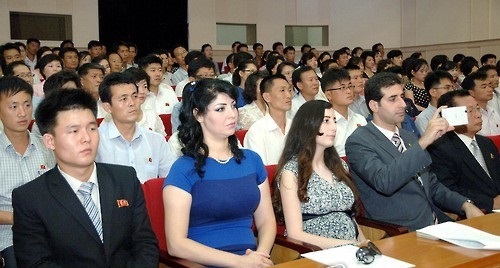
[[465, 199, 474, 205]]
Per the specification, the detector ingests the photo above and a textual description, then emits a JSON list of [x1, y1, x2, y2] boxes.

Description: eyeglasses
[[15, 73, 35, 79], [324, 85, 355, 92], [355, 241, 381, 264], [242, 69, 257, 73], [195, 74, 216, 79], [433, 85, 454, 91]]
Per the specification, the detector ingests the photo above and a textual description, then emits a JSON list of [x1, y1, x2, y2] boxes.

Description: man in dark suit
[[345, 73, 483, 231], [428, 89, 500, 212], [12, 89, 158, 267]]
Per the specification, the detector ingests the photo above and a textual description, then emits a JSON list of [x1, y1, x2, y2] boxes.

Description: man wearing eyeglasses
[[462, 70, 500, 135], [322, 68, 366, 157], [428, 89, 500, 213], [416, 71, 455, 134]]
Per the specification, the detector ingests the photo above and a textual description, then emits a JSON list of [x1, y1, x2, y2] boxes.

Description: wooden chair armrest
[[273, 234, 322, 253], [355, 216, 408, 237], [159, 249, 206, 268]]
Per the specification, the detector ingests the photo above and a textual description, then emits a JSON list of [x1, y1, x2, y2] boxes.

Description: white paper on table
[[493, 209, 500, 213], [301, 245, 414, 268], [416, 221, 500, 250]]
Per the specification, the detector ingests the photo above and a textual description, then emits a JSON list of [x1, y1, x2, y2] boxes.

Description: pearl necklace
[[209, 153, 233, 164]]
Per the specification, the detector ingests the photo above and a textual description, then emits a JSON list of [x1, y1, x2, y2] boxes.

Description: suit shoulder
[[348, 124, 370, 140], [477, 134, 498, 150]]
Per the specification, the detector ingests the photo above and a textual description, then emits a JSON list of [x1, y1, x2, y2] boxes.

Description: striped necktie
[[391, 133, 405, 153], [78, 182, 103, 242], [471, 140, 491, 178]]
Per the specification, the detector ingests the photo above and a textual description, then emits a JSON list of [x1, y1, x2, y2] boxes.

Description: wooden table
[[273, 213, 500, 268]]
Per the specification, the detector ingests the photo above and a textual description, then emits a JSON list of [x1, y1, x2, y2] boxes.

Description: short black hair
[[437, 89, 470, 108], [387, 50, 403, 60], [423, 70, 453, 92], [77, 62, 105, 77], [477, 64, 498, 76], [437, 61, 457, 72], [26, 38, 40, 45], [460, 56, 479, 76], [60, 40, 74, 48], [292, 66, 315, 91], [283, 46, 295, 54], [260, 74, 287, 97], [187, 57, 215, 78], [320, 59, 337, 74], [138, 54, 163, 69], [331, 49, 348, 62], [35, 54, 64, 79], [371, 43, 383, 52], [98, 72, 136, 104], [36, 46, 53, 60], [3, 61, 30, 77], [35, 89, 97, 135], [272, 42, 284, 51], [453, 53, 465, 63], [300, 44, 311, 53], [43, 70, 81, 95], [243, 71, 266, 103], [461, 71, 487, 91], [185, 50, 204, 65], [364, 72, 402, 114], [430, 54, 449, 71], [237, 43, 248, 52], [252, 43, 263, 50], [480, 53, 496, 65], [0, 76, 33, 100], [87, 40, 102, 50], [320, 68, 350, 91], [58, 47, 78, 59], [266, 55, 284, 74], [123, 67, 150, 89]]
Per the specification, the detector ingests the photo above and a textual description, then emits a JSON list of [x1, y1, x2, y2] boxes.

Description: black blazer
[[12, 163, 159, 268], [428, 132, 500, 211]]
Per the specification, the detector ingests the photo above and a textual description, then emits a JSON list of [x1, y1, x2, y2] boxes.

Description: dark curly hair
[[272, 100, 360, 224], [178, 78, 244, 178]]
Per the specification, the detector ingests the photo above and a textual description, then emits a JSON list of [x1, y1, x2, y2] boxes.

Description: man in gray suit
[[345, 72, 483, 231]]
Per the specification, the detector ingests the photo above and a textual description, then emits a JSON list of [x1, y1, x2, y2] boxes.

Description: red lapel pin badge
[[117, 199, 129, 208]]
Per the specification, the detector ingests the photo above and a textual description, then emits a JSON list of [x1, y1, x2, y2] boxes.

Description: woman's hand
[[236, 249, 273, 268]]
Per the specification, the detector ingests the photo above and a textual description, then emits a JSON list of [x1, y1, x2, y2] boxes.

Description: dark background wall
[[98, 0, 188, 58]]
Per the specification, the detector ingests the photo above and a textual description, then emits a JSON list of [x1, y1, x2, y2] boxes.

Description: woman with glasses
[[232, 59, 258, 108], [273, 100, 366, 249]]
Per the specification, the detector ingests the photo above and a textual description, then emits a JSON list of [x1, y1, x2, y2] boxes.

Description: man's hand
[[493, 195, 500, 210], [462, 201, 484, 219], [419, 106, 454, 149]]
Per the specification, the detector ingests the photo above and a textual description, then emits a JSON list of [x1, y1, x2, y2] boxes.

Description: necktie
[[471, 140, 491, 178], [78, 182, 103, 242], [393, 133, 424, 185], [391, 133, 405, 153]]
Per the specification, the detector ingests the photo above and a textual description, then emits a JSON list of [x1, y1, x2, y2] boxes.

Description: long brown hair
[[272, 100, 360, 224]]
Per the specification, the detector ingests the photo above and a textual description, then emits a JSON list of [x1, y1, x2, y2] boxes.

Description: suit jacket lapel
[[366, 123, 402, 159], [96, 164, 114, 260], [47, 167, 103, 244], [450, 134, 495, 187]]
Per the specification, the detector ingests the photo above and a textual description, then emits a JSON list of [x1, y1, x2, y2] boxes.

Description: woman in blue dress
[[163, 78, 275, 267]]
